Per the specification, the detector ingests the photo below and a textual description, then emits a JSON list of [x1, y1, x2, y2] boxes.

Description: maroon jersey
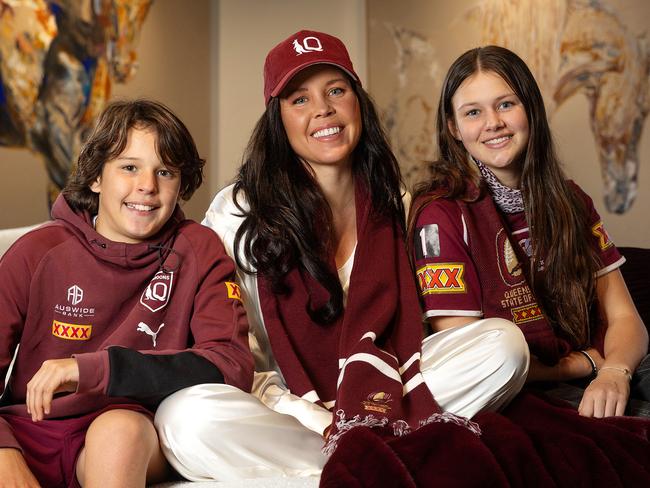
[[413, 182, 623, 363]]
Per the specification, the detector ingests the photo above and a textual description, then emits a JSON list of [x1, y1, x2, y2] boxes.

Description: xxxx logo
[[511, 304, 543, 324], [226, 281, 241, 301], [416, 263, 465, 294], [52, 320, 92, 340]]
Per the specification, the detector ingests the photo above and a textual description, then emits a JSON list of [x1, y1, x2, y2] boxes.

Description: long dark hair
[[63, 99, 204, 214], [411, 46, 600, 348], [234, 77, 404, 325]]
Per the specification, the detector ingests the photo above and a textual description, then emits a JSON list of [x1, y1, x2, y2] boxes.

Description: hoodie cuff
[[73, 350, 109, 396]]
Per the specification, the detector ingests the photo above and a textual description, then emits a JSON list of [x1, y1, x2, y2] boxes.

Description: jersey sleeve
[[412, 199, 483, 320], [569, 182, 624, 276]]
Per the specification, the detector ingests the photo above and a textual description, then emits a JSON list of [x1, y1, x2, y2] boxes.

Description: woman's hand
[[0, 448, 41, 487], [26, 358, 79, 422], [579, 367, 630, 418]]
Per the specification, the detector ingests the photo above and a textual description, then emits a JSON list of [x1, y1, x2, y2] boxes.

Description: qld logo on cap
[[292, 36, 323, 55]]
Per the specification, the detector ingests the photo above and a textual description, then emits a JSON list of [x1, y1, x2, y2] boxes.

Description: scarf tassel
[[323, 409, 481, 456]]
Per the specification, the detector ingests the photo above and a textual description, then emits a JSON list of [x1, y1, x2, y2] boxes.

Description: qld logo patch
[[140, 271, 174, 313], [496, 229, 525, 287], [591, 221, 613, 250], [417, 263, 466, 294], [52, 320, 92, 340], [511, 304, 543, 324], [292, 36, 323, 55], [226, 281, 241, 301]]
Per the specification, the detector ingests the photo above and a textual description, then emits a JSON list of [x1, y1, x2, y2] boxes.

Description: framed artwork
[[0, 0, 152, 205], [368, 0, 650, 219]]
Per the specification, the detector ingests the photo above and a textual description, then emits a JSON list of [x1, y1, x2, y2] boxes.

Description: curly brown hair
[[62, 99, 205, 214]]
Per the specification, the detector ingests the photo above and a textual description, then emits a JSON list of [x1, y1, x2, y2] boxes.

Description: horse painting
[[0, 0, 152, 205], [376, 0, 648, 214]]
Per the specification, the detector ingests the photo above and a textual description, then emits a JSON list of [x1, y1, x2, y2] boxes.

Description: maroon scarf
[[258, 183, 478, 453]]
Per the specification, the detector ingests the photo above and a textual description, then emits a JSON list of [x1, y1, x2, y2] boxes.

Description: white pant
[[155, 318, 529, 481]]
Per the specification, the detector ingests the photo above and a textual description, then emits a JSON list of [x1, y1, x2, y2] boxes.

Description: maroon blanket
[[321, 391, 650, 487], [258, 183, 478, 452]]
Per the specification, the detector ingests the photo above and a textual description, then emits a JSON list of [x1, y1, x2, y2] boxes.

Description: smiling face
[[279, 65, 362, 174], [448, 70, 530, 188], [90, 127, 181, 243]]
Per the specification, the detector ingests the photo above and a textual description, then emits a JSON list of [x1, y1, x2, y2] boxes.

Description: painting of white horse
[[371, 0, 649, 215]]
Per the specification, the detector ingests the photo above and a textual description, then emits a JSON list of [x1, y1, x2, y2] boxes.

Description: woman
[[410, 45, 649, 420], [155, 31, 527, 482]]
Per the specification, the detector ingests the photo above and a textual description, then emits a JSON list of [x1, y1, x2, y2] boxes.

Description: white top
[[337, 245, 356, 305], [202, 184, 333, 435]]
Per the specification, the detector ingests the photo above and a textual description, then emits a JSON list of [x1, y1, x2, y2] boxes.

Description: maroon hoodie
[[0, 196, 253, 449]]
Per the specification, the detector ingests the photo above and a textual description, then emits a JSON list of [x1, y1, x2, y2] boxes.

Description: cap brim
[[270, 60, 360, 99]]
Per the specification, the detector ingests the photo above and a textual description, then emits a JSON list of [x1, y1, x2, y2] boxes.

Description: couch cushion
[[618, 247, 650, 336], [0, 224, 41, 258]]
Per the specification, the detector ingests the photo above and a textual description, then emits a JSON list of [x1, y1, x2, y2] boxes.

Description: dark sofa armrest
[[618, 247, 650, 336]]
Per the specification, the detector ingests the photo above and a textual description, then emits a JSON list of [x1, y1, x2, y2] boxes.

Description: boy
[[0, 99, 254, 487]]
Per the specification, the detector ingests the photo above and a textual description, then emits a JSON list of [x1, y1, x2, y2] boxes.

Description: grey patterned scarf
[[474, 159, 524, 214]]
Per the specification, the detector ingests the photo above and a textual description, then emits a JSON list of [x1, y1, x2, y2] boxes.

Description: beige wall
[[0, 0, 366, 228], [368, 0, 650, 247]]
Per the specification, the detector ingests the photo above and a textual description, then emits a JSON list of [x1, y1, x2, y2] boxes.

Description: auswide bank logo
[[67, 285, 83, 305], [54, 284, 95, 319]]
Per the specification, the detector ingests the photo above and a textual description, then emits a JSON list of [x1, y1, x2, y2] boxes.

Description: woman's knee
[[155, 384, 255, 448], [477, 318, 530, 378]]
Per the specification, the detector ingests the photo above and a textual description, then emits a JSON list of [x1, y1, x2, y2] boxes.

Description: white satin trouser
[[155, 318, 529, 481]]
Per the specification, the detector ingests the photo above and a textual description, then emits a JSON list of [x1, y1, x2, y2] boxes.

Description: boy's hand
[[0, 448, 41, 487], [26, 358, 79, 422]]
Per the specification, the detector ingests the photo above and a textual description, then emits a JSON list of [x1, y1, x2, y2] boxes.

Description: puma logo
[[136, 321, 164, 347]]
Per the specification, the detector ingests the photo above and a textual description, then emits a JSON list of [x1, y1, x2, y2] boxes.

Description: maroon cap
[[263, 29, 361, 105]]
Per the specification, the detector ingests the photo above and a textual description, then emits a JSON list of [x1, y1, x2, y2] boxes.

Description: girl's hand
[[0, 448, 41, 487], [527, 349, 603, 383], [579, 367, 630, 417], [26, 358, 79, 422]]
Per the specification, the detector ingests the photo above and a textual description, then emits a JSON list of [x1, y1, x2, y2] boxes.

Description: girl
[[410, 45, 649, 419], [156, 31, 527, 482]]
